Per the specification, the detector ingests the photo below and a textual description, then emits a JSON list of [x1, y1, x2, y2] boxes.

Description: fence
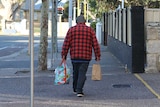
[[102, 6, 145, 73]]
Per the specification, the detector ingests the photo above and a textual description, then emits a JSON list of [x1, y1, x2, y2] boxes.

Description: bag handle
[[60, 59, 67, 83], [60, 59, 66, 66]]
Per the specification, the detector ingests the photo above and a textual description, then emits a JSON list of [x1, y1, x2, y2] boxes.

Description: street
[[0, 35, 38, 55], [0, 35, 38, 69], [0, 35, 63, 69]]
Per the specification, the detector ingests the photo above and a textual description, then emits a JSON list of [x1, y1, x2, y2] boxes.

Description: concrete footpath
[[0, 42, 160, 107]]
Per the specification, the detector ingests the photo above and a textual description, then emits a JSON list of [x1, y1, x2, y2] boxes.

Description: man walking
[[61, 15, 101, 97]]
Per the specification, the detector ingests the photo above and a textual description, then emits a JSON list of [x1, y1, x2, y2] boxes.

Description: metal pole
[[69, 0, 72, 28], [51, 0, 58, 68], [73, 7, 76, 22], [77, 0, 80, 16], [29, 0, 34, 107], [122, 0, 124, 8], [87, 1, 88, 23], [84, 0, 86, 18], [51, 0, 54, 68]]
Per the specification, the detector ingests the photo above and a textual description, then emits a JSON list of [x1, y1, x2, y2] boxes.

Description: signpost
[[29, 0, 34, 107]]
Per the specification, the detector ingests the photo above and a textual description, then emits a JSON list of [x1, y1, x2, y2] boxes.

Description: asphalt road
[[0, 35, 63, 68], [0, 35, 40, 57]]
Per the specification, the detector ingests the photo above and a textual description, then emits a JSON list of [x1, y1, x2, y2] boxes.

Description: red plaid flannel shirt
[[61, 23, 101, 60]]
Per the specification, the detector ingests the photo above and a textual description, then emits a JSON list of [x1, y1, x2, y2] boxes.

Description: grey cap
[[76, 15, 86, 23]]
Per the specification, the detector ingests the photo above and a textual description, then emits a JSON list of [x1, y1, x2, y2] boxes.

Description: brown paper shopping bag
[[92, 64, 102, 80]]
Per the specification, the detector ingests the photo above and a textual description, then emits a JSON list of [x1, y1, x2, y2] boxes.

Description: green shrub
[[90, 22, 96, 31]]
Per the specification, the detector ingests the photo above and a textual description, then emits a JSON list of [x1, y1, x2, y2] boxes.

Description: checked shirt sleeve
[[61, 28, 72, 59], [91, 29, 101, 59]]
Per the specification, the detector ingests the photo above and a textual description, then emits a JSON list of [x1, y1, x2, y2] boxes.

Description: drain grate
[[112, 84, 131, 88]]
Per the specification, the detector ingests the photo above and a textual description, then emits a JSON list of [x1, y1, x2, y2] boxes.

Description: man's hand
[[96, 57, 100, 61], [62, 56, 66, 61]]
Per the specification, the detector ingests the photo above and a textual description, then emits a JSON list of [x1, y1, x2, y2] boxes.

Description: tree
[[127, 0, 160, 8], [38, 0, 62, 71], [88, 0, 120, 18], [0, 0, 25, 21], [38, 0, 49, 71], [88, 0, 160, 19]]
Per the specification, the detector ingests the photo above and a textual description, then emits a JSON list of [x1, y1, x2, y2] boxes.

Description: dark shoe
[[77, 93, 84, 97], [73, 89, 77, 94], [73, 91, 77, 94]]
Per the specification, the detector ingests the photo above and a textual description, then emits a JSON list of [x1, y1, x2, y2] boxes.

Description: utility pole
[[51, 0, 58, 68], [69, 0, 72, 27], [77, 0, 80, 16]]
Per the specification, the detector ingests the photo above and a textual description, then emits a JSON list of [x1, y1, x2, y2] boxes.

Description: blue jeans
[[72, 62, 89, 93]]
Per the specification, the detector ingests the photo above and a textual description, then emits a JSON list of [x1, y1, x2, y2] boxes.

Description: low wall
[[48, 22, 90, 38], [48, 21, 73, 38], [1, 19, 90, 38]]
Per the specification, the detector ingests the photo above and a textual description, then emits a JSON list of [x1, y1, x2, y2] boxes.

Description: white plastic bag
[[54, 60, 71, 85]]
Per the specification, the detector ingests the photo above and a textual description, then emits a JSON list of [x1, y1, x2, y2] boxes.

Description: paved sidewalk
[[0, 43, 160, 107]]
